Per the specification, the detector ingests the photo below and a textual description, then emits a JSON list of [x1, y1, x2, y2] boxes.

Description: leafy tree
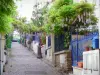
[[31, 2, 49, 29], [13, 17, 27, 33], [12, 15, 39, 34]]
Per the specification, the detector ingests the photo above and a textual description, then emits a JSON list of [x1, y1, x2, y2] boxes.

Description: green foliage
[[12, 17, 24, 32], [27, 23, 39, 33], [13, 16, 39, 34], [42, 24, 52, 34], [41, 33, 46, 45], [64, 32, 71, 48], [5, 34, 13, 48], [0, 0, 17, 16], [53, 0, 73, 9], [53, 24, 64, 35], [31, 2, 49, 32], [75, 2, 94, 14], [44, 0, 98, 35], [0, 14, 13, 34], [43, 0, 98, 48], [89, 15, 98, 25], [0, 0, 17, 34]]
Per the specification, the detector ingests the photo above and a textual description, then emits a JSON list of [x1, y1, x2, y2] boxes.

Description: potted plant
[[85, 46, 90, 51]]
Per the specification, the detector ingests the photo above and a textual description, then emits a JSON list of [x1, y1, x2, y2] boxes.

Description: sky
[[15, 0, 52, 35], [16, 0, 52, 21], [16, 0, 37, 21]]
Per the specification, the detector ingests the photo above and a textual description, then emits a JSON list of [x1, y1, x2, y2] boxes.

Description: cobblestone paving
[[3, 42, 61, 75]]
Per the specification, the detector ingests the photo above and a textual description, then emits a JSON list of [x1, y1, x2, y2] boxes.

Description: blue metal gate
[[71, 31, 99, 66]]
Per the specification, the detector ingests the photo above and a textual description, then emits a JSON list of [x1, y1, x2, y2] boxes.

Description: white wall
[[31, 41, 39, 54], [60, 54, 66, 67], [31, 41, 46, 57]]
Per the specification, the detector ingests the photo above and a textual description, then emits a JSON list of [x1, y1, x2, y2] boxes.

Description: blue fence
[[26, 33, 40, 43], [71, 31, 99, 66], [34, 34, 39, 43], [26, 35, 30, 40]]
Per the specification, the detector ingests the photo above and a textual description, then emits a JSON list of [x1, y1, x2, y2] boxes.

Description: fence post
[[51, 33, 56, 66]]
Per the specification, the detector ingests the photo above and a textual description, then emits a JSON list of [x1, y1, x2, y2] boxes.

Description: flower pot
[[85, 47, 90, 51], [78, 62, 83, 68]]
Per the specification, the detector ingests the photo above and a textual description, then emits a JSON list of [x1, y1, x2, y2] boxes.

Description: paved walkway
[[3, 42, 61, 75]]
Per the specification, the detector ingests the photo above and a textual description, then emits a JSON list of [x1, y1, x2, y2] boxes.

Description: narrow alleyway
[[3, 42, 60, 75]]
